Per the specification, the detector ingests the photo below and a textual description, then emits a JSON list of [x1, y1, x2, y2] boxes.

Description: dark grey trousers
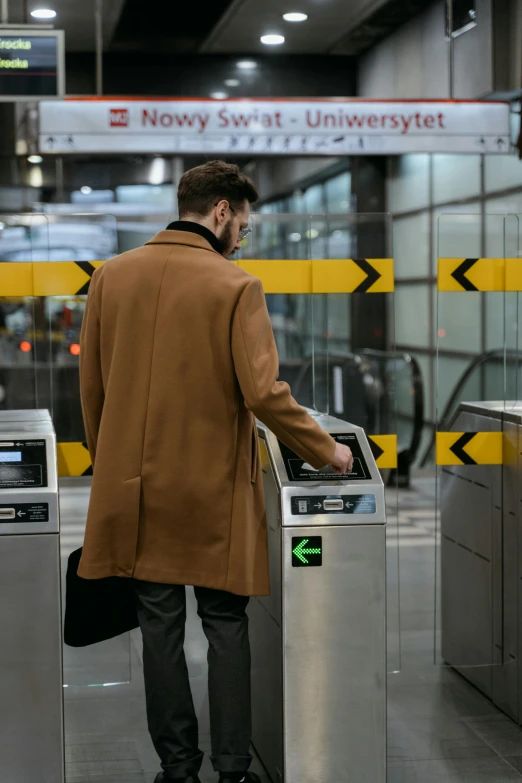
[[133, 581, 252, 779]]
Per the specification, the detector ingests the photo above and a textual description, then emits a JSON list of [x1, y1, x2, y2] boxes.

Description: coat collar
[[146, 229, 222, 257]]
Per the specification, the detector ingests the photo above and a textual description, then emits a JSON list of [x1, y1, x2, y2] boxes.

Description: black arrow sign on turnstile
[[451, 258, 479, 292], [353, 259, 381, 293], [449, 432, 477, 465], [368, 439, 384, 462], [75, 261, 98, 295]]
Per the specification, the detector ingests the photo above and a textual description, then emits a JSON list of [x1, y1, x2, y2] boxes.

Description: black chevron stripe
[[353, 258, 381, 293], [369, 438, 384, 462], [451, 258, 479, 292], [450, 432, 477, 465], [75, 262, 97, 295]]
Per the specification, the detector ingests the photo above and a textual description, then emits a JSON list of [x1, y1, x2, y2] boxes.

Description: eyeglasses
[[228, 204, 252, 242]]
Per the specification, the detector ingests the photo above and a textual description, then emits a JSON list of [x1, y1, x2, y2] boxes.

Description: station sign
[[38, 98, 511, 156], [0, 29, 65, 100]]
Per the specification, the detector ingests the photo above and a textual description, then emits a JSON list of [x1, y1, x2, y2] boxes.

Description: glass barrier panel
[[242, 211, 402, 675], [0, 213, 131, 690], [435, 212, 510, 685]]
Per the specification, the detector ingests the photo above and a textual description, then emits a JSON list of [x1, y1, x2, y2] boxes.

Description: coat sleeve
[[231, 278, 336, 470], [79, 271, 104, 466]]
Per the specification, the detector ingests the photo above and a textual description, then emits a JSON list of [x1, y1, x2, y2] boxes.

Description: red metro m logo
[[109, 108, 129, 127]]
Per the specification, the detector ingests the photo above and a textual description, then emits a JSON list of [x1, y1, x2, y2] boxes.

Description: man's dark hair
[[177, 160, 258, 218]]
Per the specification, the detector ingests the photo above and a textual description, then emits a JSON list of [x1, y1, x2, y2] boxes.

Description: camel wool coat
[[78, 229, 336, 596]]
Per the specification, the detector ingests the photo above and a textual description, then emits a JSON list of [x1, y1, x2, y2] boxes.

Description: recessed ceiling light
[[283, 12, 308, 22], [30, 8, 56, 19], [28, 155, 43, 164], [261, 34, 285, 45], [237, 60, 257, 70], [225, 79, 240, 87], [80, 186, 93, 195], [210, 91, 228, 100]]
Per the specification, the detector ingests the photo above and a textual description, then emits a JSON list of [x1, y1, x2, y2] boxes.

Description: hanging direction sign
[[0, 29, 65, 100], [38, 98, 511, 156]]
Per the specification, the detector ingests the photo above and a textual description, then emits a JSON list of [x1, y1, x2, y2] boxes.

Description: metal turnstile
[[0, 410, 64, 783], [441, 401, 522, 723], [250, 411, 386, 783]]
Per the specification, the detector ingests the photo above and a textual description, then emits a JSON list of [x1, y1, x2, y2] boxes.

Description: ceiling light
[[225, 79, 240, 87], [289, 232, 301, 242], [237, 60, 257, 70], [28, 155, 43, 164], [148, 158, 166, 186], [283, 12, 308, 21], [80, 185, 93, 195], [261, 34, 285, 45], [30, 8, 56, 19], [210, 91, 228, 100]]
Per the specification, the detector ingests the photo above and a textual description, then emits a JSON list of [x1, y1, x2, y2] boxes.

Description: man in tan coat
[[79, 160, 353, 783]]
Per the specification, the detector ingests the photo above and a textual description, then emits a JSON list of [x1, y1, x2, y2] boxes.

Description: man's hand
[[330, 442, 354, 475]]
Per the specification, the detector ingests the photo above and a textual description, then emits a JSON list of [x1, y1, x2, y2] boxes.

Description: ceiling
[[201, 0, 394, 54], [3, 0, 432, 56], [110, 0, 234, 54], [6, 0, 126, 52]]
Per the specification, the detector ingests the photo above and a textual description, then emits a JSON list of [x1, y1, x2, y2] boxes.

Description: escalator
[[279, 349, 425, 486], [420, 349, 522, 467]]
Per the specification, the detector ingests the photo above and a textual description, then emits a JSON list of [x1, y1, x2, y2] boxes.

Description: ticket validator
[[0, 410, 64, 783], [250, 411, 386, 783]]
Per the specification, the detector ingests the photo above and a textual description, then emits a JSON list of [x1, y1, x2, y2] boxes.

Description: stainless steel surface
[[283, 524, 386, 783], [0, 410, 64, 783], [0, 410, 59, 536], [258, 411, 386, 527], [0, 533, 64, 783], [441, 400, 522, 724], [251, 414, 386, 782]]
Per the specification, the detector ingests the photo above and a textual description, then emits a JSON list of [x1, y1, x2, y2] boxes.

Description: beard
[[216, 217, 236, 258]]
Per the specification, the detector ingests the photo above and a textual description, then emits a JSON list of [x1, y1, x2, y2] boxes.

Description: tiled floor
[[60, 475, 522, 783]]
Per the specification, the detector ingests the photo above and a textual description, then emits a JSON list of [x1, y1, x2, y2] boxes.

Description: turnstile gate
[[0, 410, 64, 783], [250, 411, 386, 783], [441, 400, 522, 723]]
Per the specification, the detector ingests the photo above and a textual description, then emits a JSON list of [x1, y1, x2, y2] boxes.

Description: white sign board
[[39, 99, 511, 156]]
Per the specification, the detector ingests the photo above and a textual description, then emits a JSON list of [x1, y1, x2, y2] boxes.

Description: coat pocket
[[251, 422, 259, 484]]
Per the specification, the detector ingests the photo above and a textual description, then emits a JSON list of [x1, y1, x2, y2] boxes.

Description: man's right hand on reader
[[331, 442, 354, 475]]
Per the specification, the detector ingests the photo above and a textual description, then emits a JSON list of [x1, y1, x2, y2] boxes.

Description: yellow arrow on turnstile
[[235, 260, 312, 293], [368, 434, 398, 469], [2, 259, 395, 296], [437, 258, 522, 292], [57, 442, 93, 477], [312, 258, 394, 293], [32, 262, 104, 296], [0, 262, 104, 297], [436, 432, 503, 466], [0, 263, 33, 296]]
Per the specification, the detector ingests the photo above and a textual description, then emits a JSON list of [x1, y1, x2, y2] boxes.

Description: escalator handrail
[[359, 349, 425, 465], [419, 348, 522, 467], [288, 348, 424, 467]]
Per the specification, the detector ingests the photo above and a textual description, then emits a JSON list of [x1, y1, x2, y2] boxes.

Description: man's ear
[[215, 199, 229, 224]]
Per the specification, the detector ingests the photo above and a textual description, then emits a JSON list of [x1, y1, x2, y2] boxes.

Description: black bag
[[64, 547, 139, 647]]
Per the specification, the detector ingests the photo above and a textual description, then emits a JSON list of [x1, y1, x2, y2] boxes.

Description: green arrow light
[[292, 538, 322, 564]]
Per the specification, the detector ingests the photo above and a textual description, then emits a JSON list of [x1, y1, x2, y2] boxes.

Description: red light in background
[[69, 343, 81, 356], [19, 341, 32, 353], [438, 328, 446, 338]]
